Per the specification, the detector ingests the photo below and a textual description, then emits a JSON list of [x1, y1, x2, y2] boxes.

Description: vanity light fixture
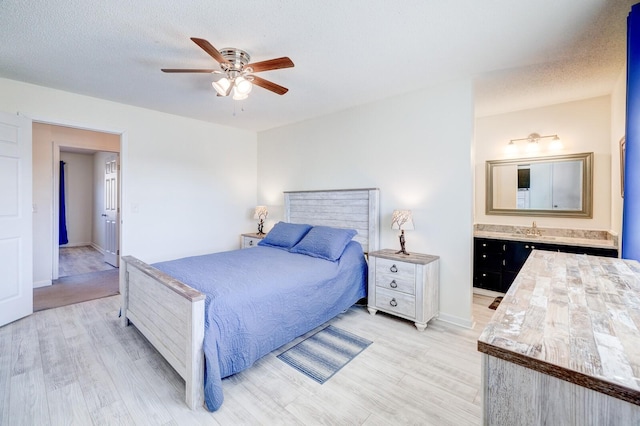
[[254, 205, 268, 235], [391, 209, 414, 255], [509, 133, 562, 152]]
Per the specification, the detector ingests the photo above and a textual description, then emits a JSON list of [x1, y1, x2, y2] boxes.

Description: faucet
[[525, 221, 542, 237]]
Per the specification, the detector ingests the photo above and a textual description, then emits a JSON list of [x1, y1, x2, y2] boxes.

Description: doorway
[[57, 149, 119, 277], [32, 122, 121, 310]]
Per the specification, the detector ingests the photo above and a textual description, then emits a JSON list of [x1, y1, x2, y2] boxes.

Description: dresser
[[240, 232, 265, 249], [367, 249, 439, 331]]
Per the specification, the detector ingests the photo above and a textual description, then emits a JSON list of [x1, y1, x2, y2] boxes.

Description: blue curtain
[[624, 4, 640, 261], [59, 160, 69, 245]]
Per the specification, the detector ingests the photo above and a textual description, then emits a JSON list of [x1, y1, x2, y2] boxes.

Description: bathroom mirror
[[486, 152, 593, 218]]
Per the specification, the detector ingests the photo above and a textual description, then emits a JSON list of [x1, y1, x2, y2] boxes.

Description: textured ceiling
[[0, 1, 635, 131]]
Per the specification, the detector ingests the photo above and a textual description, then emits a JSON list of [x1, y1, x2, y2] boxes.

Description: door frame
[[30, 116, 126, 282]]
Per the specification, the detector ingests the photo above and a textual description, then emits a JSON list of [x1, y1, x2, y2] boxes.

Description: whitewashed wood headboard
[[284, 188, 380, 254]]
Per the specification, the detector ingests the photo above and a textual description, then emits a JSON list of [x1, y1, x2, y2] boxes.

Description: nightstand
[[241, 232, 266, 249], [367, 249, 439, 331]]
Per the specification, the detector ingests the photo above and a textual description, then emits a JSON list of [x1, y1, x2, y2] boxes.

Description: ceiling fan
[[162, 37, 294, 100]]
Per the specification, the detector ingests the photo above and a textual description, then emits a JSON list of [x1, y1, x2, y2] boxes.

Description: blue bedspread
[[152, 240, 367, 411]]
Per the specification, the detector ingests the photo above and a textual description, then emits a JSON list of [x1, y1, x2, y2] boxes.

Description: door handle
[[101, 214, 107, 217]]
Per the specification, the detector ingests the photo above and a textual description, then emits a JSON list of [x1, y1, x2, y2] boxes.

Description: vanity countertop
[[474, 223, 617, 250], [478, 250, 640, 405], [474, 230, 617, 249]]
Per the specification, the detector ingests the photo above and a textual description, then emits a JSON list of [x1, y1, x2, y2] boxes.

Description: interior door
[[103, 154, 119, 267], [0, 112, 33, 327]]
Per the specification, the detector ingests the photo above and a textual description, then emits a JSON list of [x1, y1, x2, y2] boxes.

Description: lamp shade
[[254, 205, 268, 220], [391, 210, 414, 230], [212, 77, 231, 96]]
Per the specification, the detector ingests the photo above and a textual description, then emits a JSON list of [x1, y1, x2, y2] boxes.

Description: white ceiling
[[0, 1, 635, 132]]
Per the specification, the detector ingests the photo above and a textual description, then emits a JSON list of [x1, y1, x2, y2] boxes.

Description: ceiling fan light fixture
[[212, 77, 231, 96], [163, 38, 293, 98]]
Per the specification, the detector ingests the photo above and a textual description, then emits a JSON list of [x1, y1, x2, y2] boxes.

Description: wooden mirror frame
[[485, 152, 594, 218]]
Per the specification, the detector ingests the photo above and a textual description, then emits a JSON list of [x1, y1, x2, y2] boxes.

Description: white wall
[[60, 151, 94, 246], [475, 96, 612, 230], [258, 79, 475, 328], [1, 77, 258, 287]]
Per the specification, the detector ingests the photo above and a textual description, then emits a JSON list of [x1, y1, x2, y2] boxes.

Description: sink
[[508, 234, 556, 241]]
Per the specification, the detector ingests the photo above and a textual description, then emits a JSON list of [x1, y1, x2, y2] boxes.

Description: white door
[[0, 112, 33, 327], [103, 154, 119, 267], [551, 160, 583, 210]]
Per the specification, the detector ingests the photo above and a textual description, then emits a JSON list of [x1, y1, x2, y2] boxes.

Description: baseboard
[[33, 279, 52, 288], [437, 312, 475, 329], [473, 287, 504, 298], [60, 242, 93, 248], [91, 243, 106, 255]]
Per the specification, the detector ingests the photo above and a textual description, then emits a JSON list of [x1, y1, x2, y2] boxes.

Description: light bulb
[[526, 140, 539, 153], [549, 136, 563, 150], [234, 76, 253, 95]]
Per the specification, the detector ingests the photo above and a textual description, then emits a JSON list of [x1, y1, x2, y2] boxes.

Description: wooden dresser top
[[478, 250, 640, 405]]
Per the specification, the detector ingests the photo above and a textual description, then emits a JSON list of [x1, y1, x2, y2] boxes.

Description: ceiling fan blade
[[247, 57, 294, 73], [190, 37, 230, 65], [161, 68, 216, 73], [251, 75, 289, 95]]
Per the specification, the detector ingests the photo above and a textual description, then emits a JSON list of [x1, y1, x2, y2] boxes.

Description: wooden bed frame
[[120, 188, 380, 409]]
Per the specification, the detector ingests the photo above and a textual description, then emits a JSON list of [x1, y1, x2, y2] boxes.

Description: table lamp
[[254, 206, 268, 235], [391, 209, 414, 255]]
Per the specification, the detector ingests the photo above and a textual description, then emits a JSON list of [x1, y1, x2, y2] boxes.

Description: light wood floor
[[59, 246, 116, 277], [1, 294, 496, 425]]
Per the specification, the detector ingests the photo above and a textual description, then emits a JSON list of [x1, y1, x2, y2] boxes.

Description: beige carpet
[[34, 269, 120, 312]]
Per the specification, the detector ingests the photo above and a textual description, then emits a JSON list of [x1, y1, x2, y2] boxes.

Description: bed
[[119, 188, 380, 411]]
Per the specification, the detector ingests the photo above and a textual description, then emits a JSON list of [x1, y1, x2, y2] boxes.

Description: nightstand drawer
[[241, 233, 265, 249], [243, 236, 261, 248], [375, 287, 416, 318], [375, 271, 415, 294]]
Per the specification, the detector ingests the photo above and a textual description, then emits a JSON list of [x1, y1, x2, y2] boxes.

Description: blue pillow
[[290, 226, 358, 261], [257, 222, 312, 250]]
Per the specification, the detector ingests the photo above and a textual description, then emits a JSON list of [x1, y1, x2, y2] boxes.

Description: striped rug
[[277, 325, 372, 384]]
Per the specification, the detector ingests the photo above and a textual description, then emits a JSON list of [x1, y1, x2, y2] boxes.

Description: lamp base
[[257, 220, 265, 235], [396, 230, 409, 255]]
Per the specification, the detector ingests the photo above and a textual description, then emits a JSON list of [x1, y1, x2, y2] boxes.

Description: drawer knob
[[389, 264, 398, 273], [249, 240, 253, 246], [389, 280, 398, 288], [482, 254, 487, 258], [390, 298, 398, 307]]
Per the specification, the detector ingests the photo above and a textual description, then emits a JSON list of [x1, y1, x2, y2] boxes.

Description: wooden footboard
[[120, 256, 205, 410]]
